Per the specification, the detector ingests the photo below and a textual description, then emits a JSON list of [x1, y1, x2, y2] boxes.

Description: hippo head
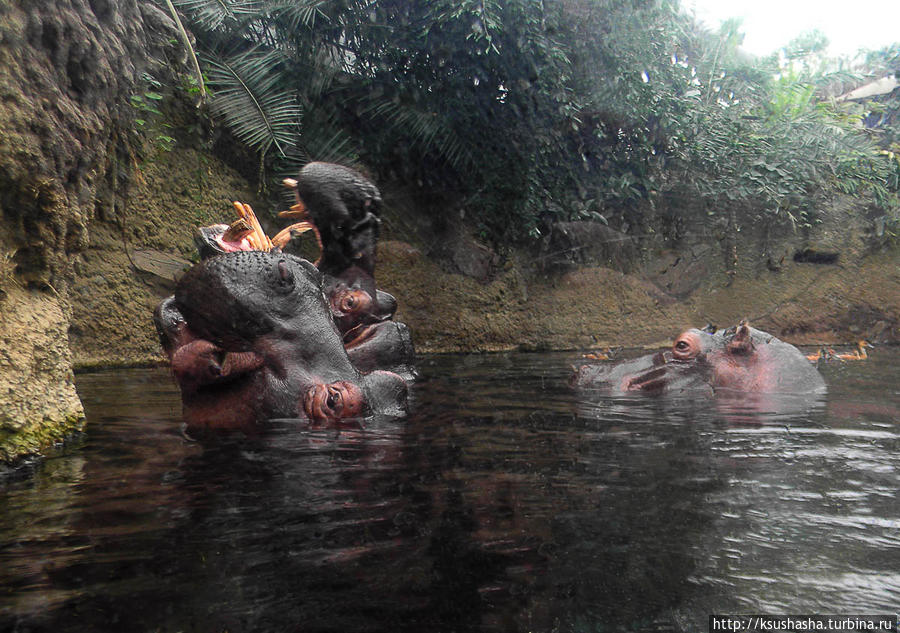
[[290, 162, 382, 282], [571, 322, 825, 396], [326, 272, 398, 333], [176, 250, 326, 350], [158, 250, 407, 430]]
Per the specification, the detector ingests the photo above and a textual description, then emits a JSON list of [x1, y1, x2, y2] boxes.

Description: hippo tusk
[[278, 201, 308, 220], [271, 222, 317, 249], [233, 201, 272, 251]]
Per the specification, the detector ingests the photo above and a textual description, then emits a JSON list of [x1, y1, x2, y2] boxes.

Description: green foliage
[[202, 48, 301, 159], [161, 0, 899, 244], [130, 73, 176, 152]]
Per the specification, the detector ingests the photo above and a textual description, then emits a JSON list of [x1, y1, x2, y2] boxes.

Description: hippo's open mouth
[[624, 365, 668, 391], [621, 352, 675, 391], [342, 322, 378, 349], [154, 163, 413, 430]]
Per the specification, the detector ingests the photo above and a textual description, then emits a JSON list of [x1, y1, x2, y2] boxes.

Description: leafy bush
[[163, 0, 899, 245]]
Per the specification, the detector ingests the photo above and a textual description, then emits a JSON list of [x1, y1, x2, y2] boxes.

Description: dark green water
[[1, 352, 898, 632]]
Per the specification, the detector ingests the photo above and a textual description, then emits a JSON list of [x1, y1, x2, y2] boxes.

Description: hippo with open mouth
[[193, 162, 414, 377], [154, 250, 408, 431], [571, 322, 826, 396]]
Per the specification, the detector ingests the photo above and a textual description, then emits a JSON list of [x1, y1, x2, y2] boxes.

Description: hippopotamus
[[284, 163, 415, 373], [154, 250, 408, 431], [192, 162, 414, 376], [571, 322, 826, 396]]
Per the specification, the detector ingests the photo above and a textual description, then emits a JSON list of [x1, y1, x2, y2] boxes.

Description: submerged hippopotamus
[[154, 250, 408, 430], [571, 322, 825, 396]]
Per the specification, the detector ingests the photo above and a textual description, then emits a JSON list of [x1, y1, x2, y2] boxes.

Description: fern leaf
[[364, 99, 474, 173], [265, 0, 332, 32]]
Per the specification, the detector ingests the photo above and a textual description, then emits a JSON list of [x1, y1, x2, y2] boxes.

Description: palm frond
[[171, 0, 262, 31], [364, 99, 474, 174], [202, 48, 301, 158], [265, 0, 332, 32]]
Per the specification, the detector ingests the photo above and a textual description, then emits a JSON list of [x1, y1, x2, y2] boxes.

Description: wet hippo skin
[[289, 162, 414, 375], [571, 322, 826, 396], [154, 251, 407, 430], [190, 162, 415, 376]]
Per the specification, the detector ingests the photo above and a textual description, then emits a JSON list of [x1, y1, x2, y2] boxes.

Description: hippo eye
[[338, 292, 361, 313], [672, 333, 700, 360]]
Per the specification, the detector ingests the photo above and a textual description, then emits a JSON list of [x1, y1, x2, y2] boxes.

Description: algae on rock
[[0, 285, 84, 463], [0, 0, 185, 464]]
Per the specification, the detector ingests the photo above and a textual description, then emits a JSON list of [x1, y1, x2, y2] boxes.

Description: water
[[1, 351, 899, 632]]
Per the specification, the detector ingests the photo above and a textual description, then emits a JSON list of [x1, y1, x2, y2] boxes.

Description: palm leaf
[[363, 99, 474, 173], [265, 0, 332, 32], [202, 48, 301, 158], [171, 0, 262, 31]]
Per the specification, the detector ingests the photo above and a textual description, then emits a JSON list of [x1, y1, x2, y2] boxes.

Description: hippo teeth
[[232, 201, 273, 251]]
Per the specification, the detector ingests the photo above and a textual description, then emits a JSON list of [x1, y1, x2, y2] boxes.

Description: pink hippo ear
[[727, 321, 754, 355]]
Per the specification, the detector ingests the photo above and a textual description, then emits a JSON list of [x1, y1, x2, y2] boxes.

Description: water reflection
[[0, 352, 898, 632]]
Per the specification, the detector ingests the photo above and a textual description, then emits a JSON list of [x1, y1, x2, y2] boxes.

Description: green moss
[[0, 411, 85, 464]]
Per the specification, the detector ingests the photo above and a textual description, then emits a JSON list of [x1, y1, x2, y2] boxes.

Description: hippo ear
[[274, 259, 295, 293]]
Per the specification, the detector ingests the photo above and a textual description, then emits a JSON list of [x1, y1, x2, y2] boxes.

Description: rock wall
[[0, 285, 83, 463], [0, 0, 182, 463]]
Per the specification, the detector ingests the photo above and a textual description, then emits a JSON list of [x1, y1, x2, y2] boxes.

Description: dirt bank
[[67, 145, 899, 369], [68, 146, 267, 367], [379, 241, 899, 354]]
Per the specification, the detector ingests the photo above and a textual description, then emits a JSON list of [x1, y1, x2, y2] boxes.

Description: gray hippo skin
[[192, 162, 415, 376], [154, 251, 407, 431], [290, 163, 414, 376], [293, 161, 382, 282], [571, 323, 825, 396]]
